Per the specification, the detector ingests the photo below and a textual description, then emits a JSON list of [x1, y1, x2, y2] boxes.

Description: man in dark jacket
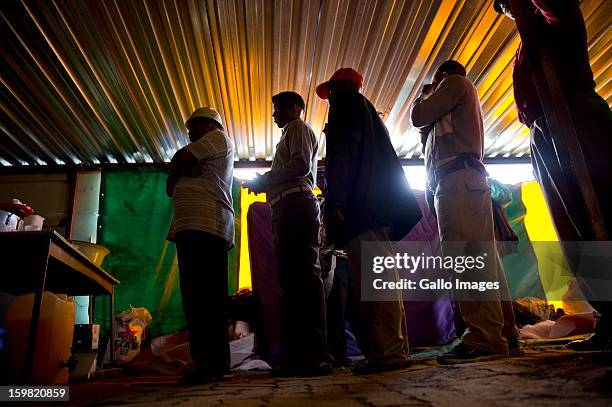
[[316, 68, 422, 375], [495, 0, 612, 351]]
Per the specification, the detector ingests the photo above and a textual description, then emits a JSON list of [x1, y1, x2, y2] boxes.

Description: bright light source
[[233, 168, 268, 180], [486, 163, 535, 185], [402, 163, 535, 191], [403, 165, 427, 191], [0, 158, 12, 166], [232, 163, 533, 189], [164, 148, 177, 162]]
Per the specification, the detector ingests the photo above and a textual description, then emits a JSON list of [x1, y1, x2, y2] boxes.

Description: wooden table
[[0, 231, 119, 384]]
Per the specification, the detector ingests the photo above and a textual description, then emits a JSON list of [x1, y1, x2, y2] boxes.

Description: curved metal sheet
[[0, 0, 609, 165]]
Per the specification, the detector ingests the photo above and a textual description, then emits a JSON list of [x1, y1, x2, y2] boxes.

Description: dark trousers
[[175, 230, 230, 375], [324, 253, 351, 364], [271, 192, 330, 367], [530, 91, 612, 335]]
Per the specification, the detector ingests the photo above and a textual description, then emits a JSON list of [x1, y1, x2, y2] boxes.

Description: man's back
[[169, 129, 235, 245], [325, 90, 421, 244], [513, 0, 595, 126], [411, 74, 484, 174]]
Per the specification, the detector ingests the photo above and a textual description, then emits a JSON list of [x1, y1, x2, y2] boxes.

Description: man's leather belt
[[269, 185, 312, 207], [430, 153, 487, 191]]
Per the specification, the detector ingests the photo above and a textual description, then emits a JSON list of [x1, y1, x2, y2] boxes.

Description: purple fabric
[[345, 322, 362, 357], [400, 191, 456, 346], [247, 193, 456, 361], [247, 202, 282, 362]]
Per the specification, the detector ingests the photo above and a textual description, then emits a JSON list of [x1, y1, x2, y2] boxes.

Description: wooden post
[[509, 0, 608, 240]]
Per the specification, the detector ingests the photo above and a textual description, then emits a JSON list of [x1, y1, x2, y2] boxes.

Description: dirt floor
[[63, 346, 612, 407], [61, 348, 612, 407]]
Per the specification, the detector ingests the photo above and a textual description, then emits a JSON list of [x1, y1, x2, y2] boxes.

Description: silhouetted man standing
[[317, 68, 422, 375], [167, 107, 234, 384], [411, 61, 518, 364], [244, 92, 332, 376], [495, 0, 612, 350]]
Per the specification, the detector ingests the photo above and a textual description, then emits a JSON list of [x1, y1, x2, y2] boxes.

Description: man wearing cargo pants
[[411, 60, 518, 364]]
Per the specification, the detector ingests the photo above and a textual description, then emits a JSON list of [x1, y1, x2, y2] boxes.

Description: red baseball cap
[[316, 68, 364, 99]]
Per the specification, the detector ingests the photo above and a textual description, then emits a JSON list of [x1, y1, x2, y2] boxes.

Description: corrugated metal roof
[[0, 0, 610, 166]]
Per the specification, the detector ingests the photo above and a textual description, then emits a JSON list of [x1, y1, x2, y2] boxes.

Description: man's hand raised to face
[[421, 83, 436, 95]]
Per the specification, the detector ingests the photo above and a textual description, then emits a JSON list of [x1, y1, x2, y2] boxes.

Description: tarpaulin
[[94, 170, 240, 338], [492, 181, 546, 300]]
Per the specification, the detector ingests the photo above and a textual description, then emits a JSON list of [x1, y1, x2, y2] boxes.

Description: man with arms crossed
[[167, 107, 235, 384]]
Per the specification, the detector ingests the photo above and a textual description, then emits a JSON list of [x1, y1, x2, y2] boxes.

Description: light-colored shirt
[[410, 74, 484, 176], [167, 129, 235, 246], [263, 119, 318, 202]]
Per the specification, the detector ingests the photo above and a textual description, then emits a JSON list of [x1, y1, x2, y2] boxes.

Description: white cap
[[186, 107, 224, 129]]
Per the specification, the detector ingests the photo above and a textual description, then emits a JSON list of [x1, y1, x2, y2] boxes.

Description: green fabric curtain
[[490, 180, 545, 300], [94, 170, 240, 338]]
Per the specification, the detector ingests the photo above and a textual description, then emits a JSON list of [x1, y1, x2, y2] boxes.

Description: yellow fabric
[[238, 186, 320, 289], [239, 181, 570, 308], [239, 189, 267, 289], [521, 181, 569, 309]]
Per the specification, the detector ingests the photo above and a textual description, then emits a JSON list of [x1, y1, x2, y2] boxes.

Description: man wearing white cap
[[166, 107, 235, 384]]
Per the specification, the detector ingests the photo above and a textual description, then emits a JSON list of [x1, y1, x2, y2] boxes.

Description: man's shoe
[[352, 359, 412, 376], [436, 342, 505, 365], [178, 370, 226, 385], [333, 357, 357, 368], [507, 336, 524, 357], [271, 362, 334, 377], [566, 333, 612, 352]]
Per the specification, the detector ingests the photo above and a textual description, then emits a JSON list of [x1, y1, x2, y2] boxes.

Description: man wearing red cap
[[495, 0, 612, 351], [316, 68, 422, 375]]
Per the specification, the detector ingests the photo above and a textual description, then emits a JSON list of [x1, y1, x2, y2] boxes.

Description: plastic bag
[[113, 306, 152, 364]]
